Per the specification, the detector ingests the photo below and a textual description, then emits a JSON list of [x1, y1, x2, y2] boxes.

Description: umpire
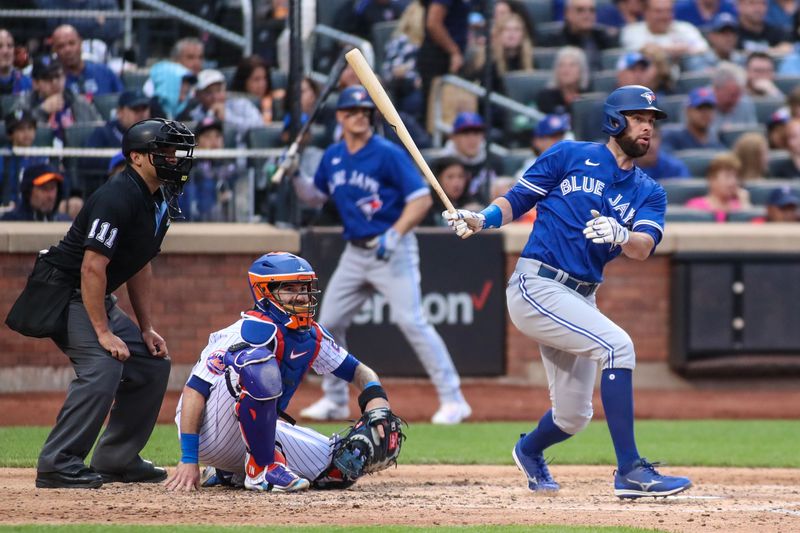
[[6, 118, 195, 488]]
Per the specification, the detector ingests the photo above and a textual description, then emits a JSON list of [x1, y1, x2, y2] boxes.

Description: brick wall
[[1, 252, 672, 376]]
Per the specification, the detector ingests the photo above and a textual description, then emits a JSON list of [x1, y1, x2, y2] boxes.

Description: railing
[[310, 25, 375, 68]]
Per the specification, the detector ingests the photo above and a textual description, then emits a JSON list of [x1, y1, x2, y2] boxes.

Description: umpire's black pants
[[37, 292, 171, 474]]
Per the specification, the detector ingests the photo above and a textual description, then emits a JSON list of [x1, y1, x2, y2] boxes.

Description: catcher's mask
[[122, 118, 196, 219], [248, 252, 321, 330]]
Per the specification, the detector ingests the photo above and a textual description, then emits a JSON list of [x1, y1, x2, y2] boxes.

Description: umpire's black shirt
[[45, 166, 170, 293]]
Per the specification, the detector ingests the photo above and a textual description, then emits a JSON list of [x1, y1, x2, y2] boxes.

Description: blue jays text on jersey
[[314, 135, 430, 240], [504, 140, 667, 283]]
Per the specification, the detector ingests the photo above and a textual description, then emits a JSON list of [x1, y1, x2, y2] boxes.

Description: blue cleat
[[245, 462, 310, 493], [614, 458, 692, 499], [512, 437, 560, 492]]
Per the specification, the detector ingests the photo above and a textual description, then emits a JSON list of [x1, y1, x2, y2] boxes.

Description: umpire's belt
[[521, 258, 599, 297], [349, 236, 378, 249]]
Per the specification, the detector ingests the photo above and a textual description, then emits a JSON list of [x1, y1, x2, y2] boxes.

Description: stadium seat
[[270, 70, 287, 91], [676, 73, 712, 93], [767, 150, 792, 177], [535, 21, 564, 42], [121, 70, 149, 91], [600, 48, 626, 70], [658, 95, 687, 123], [591, 70, 618, 93], [220, 66, 237, 85], [533, 48, 559, 70], [726, 207, 766, 222], [660, 178, 707, 204], [93, 93, 120, 121], [502, 71, 552, 105], [753, 97, 784, 124], [247, 124, 284, 149], [665, 205, 716, 222], [745, 180, 800, 205], [501, 151, 531, 176], [673, 149, 724, 178], [520, 0, 554, 26], [719, 124, 765, 148], [34, 127, 54, 147], [371, 21, 398, 70], [774, 76, 800, 96], [64, 123, 102, 148], [0, 123, 5, 145], [570, 93, 606, 142], [314, 0, 353, 71], [0, 94, 21, 116]]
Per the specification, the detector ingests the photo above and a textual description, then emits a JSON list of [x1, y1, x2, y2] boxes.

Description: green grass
[[0, 527, 668, 533], [2, 420, 799, 468]]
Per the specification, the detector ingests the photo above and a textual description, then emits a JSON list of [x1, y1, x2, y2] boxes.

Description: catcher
[[165, 252, 405, 492]]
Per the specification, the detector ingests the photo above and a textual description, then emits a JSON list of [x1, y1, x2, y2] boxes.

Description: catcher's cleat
[[614, 458, 692, 499], [431, 400, 472, 424], [512, 437, 560, 492], [245, 462, 310, 493], [300, 397, 350, 421], [201, 466, 238, 488]]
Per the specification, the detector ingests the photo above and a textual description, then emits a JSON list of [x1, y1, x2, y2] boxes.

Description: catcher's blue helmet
[[337, 85, 375, 110], [601, 85, 667, 137], [248, 252, 320, 329]]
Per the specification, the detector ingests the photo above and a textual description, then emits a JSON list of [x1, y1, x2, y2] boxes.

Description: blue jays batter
[[444, 86, 692, 499], [295, 85, 470, 424]]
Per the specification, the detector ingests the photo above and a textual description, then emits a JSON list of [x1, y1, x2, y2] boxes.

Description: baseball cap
[[768, 107, 790, 130], [452, 112, 485, 134], [107, 151, 126, 173], [767, 186, 799, 207], [616, 51, 650, 72], [31, 55, 63, 80], [688, 86, 717, 108], [4, 109, 36, 133], [24, 164, 64, 187], [196, 69, 226, 91], [709, 12, 738, 32], [535, 114, 571, 137], [117, 89, 150, 109], [195, 116, 223, 136]]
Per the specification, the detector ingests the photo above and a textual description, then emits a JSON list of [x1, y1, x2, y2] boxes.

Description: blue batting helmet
[[601, 85, 667, 137], [336, 85, 375, 110], [248, 252, 321, 330]]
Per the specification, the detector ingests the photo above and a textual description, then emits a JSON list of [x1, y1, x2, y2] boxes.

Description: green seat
[[34, 126, 54, 147], [520, 0, 553, 25], [673, 149, 724, 178], [247, 124, 284, 149], [503, 71, 552, 105], [727, 207, 766, 222], [660, 178, 707, 204], [774, 76, 800, 97], [767, 150, 792, 177], [745, 180, 800, 205], [92, 93, 120, 121], [665, 206, 716, 222], [64, 123, 102, 148], [676, 73, 711, 93], [658, 95, 687, 124], [591, 70, 618, 93], [753, 97, 784, 124], [570, 93, 606, 142], [532, 48, 559, 70], [372, 21, 398, 70], [719, 125, 764, 148], [121, 71, 149, 92]]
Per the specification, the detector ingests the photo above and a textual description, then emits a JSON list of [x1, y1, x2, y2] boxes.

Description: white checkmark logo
[[585, 159, 600, 166]]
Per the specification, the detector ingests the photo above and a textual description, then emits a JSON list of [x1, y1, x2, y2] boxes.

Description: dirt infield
[[2, 466, 799, 532]]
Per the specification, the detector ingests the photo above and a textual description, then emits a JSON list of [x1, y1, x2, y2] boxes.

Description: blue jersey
[[505, 140, 666, 283], [66, 61, 124, 98], [314, 134, 429, 240]]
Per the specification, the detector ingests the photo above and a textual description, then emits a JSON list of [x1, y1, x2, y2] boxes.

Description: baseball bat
[[344, 48, 457, 214], [271, 49, 350, 184]]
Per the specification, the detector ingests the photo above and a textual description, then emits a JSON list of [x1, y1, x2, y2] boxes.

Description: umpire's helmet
[[248, 252, 321, 330], [602, 85, 667, 137], [337, 85, 375, 110]]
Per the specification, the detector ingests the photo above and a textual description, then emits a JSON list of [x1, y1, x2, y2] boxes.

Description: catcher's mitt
[[332, 407, 406, 480]]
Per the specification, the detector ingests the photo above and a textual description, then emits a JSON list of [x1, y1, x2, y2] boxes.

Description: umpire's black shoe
[[96, 460, 167, 484], [35, 467, 103, 489]]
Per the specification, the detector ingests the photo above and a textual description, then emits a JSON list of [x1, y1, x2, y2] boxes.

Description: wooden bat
[[345, 48, 456, 214], [271, 50, 349, 184]]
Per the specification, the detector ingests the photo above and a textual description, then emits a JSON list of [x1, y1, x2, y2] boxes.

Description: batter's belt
[[518, 258, 600, 297]]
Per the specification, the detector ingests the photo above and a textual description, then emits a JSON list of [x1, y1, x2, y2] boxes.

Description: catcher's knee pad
[[226, 343, 282, 400]]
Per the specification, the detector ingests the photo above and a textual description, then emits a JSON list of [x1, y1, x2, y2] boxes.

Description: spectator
[[685, 152, 751, 220], [615, 51, 656, 88], [636, 126, 692, 179], [465, 12, 534, 93], [178, 69, 263, 139], [777, 42, 800, 75], [51, 25, 123, 99], [344, 0, 408, 40], [770, 117, 800, 176], [493, 0, 537, 38], [535, 46, 590, 114], [145, 38, 204, 119], [179, 117, 236, 221], [381, 1, 426, 118], [514, 113, 571, 178], [230, 55, 283, 124], [767, 107, 790, 148], [674, 0, 737, 27], [597, 0, 644, 31], [284, 76, 320, 144], [766, 0, 798, 31], [620, 0, 709, 60], [641, 44, 677, 94], [82, 89, 150, 194], [712, 61, 758, 132], [745, 51, 783, 97], [0, 29, 32, 96], [34, 0, 123, 47], [14, 56, 102, 143], [417, 0, 470, 126], [765, 185, 799, 221], [0, 110, 49, 210], [107, 150, 125, 177], [440, 112, 503, 202], [736, 0, 793, 54], [421, 156, 481, 226], [788, 85, 800, 117], [732, 131, 769, 179], [540, 0, 618, 71], [694, 13, 746, 70], [1, 163, 70, 221], [662, 87, 726, 151]]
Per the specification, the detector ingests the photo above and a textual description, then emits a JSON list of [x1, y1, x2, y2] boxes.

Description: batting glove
[[583, 209, 629, 246], [374, 228, 400, 261], [442, 209, 485, 239]]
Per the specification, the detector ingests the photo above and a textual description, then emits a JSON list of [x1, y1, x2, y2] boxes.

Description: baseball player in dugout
[[291, 85, 471, 425], [5, 118, 196, 489], [444, 86, 693, 499], [165, 252, 405, 492]]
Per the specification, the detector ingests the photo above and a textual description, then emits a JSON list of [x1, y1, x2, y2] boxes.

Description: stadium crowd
[[1, 0, 799, 224]]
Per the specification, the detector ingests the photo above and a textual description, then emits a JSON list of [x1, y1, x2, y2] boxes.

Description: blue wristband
[[480, 204, 502, 229], [180, 433, 199, 464], [364, 380, 381, 390]]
